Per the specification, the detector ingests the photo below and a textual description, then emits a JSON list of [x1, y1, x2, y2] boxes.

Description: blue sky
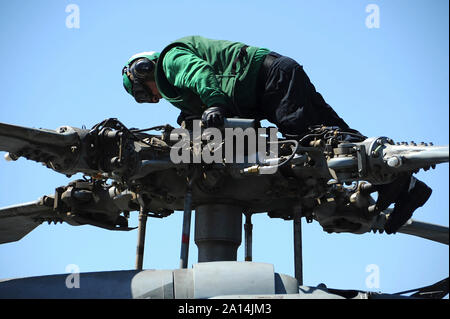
[[0, 0, 448, 295]]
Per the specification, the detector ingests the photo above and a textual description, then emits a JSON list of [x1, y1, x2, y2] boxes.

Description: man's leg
[[260, 55, 350, 136]]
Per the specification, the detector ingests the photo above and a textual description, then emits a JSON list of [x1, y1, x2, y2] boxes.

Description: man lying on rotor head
[[122, 36, 432, 234]]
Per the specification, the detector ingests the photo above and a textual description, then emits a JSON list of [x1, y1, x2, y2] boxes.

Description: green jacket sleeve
[[162, 47, 229, 109]]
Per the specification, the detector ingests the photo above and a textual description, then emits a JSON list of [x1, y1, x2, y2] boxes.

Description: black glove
[[177, 112, 188, 126], [201, 106, 225, 128]]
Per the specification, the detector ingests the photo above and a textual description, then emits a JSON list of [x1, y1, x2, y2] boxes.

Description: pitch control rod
[[135, 196, 148, 270]]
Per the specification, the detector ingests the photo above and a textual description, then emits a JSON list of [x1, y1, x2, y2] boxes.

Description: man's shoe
[[375, 174, 411, 212], [384, 177, 432, 234]]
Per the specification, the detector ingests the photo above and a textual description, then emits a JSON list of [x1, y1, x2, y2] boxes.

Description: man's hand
[[201, 106, 225, 128]]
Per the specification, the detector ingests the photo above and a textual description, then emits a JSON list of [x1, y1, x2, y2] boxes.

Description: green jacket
[[154, 36, 270, 116]]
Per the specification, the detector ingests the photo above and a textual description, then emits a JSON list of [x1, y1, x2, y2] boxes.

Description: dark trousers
[[258, 53, 350, 136]]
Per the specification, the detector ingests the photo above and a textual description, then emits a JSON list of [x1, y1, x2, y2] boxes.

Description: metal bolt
[[386, 156, 402, 168]]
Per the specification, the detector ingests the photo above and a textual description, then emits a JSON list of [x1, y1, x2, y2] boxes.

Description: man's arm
[[162, 47, 230, 110]]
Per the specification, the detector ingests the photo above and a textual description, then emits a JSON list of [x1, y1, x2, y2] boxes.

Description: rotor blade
[[394, 277, 449, 299], [0, 122, 79, 154], [383, 144, 449, 172], [397, 219, 449, 245], [0, 197, 56, 244], [0, 122, 84, 175], [0, 122, 102, 177]]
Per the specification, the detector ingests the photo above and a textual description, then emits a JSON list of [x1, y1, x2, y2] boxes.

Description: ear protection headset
[[122, 52, 160, 103]]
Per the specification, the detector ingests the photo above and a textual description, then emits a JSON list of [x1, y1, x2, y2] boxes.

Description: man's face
[[145, 81, 162, 103]]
